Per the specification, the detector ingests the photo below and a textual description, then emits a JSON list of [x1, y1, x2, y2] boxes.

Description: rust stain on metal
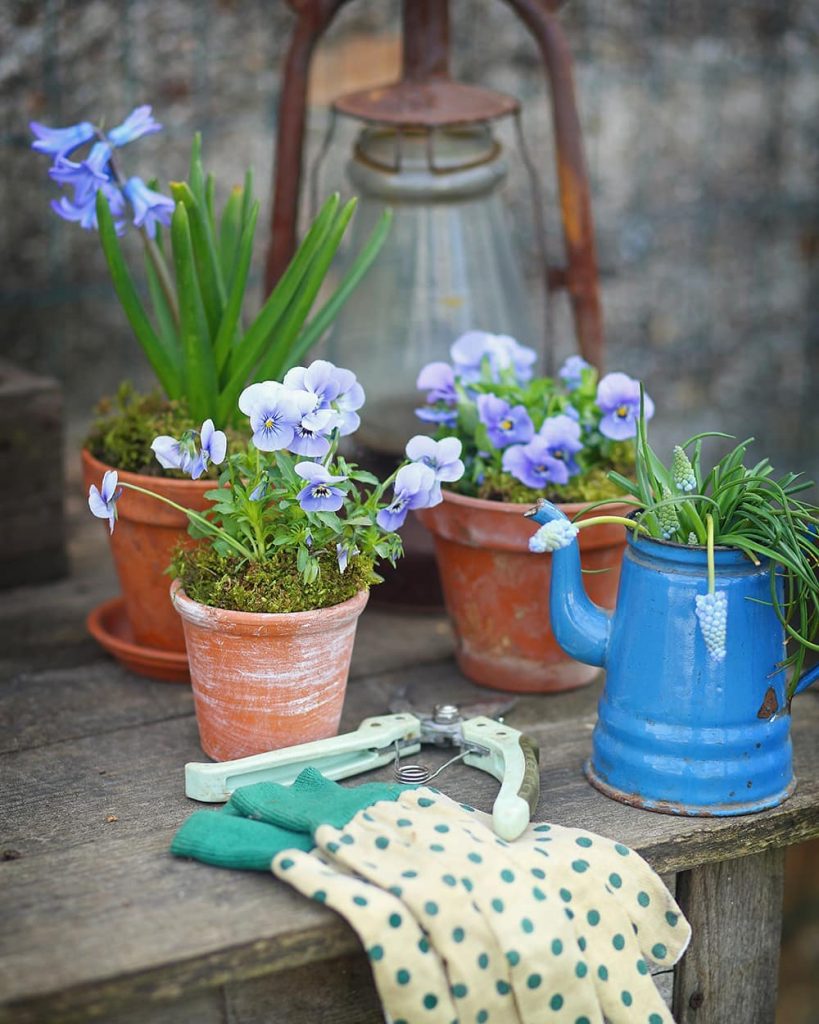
[[757, 686, 779, 719]]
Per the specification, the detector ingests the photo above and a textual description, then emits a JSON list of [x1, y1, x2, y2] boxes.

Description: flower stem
[[706, 513, 715, 595], [575, 515, 651, 536], [120, 481, 254, 560], [142, 234, 180, 326]]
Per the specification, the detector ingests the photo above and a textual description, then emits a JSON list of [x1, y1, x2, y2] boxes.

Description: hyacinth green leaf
[[216, 193, 341, 422], [188, 132, 206, 204], [205, 173, 217, 234], [280, 208, 393, 375], [240, 168, 254, 234], [171, 201, 218, 420], [219, 186, 244, 288], [254, 197, 358, 382], [95, 190, 181, 397], [170, 181, 226, 340], [213, 200, 259, 381]]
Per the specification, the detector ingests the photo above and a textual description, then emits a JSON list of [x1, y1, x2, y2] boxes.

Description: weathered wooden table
[[2, 507, 818, 1024]]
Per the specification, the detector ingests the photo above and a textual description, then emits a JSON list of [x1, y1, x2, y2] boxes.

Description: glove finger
[[339, 793, 605, 1024], [568, 884, 676, 1024], [314, 815, 516, 1022], [272, 849, 457, 1024], [170, 810, 313, 871], [519, 823, 691, 966]]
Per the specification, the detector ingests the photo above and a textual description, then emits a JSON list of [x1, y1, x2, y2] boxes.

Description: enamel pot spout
[[530, 500, 819, 816]]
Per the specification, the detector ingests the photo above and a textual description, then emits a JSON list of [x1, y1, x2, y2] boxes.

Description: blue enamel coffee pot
[[528, 501, 819, 815]]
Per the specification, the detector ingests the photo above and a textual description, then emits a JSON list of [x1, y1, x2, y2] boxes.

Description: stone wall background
[[2, 0, 818, 482]]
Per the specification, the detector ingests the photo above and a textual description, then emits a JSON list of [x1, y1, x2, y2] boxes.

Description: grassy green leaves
[[95, 136, 391, 425]]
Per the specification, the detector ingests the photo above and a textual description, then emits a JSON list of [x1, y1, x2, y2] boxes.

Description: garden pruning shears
[[184, 698, 541, 840]]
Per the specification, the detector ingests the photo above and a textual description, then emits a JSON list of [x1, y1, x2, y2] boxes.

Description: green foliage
[[171, 544, 376, 614], [96, 135, 392, 426], [619, 390, 819, 695]]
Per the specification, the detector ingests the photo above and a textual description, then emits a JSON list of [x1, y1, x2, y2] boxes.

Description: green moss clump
[[475, 465, 628, 504], [85, 383, 200, 476], [171, 544, 377, 614]]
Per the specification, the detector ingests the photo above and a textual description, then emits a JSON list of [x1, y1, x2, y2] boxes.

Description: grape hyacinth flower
[[239, 381, 301, 452], [672, 446, 697, 493], [405, 435, 465, 504], [451, 331, 537, 385], [88, 470, 122, 534], [376, 463, 437, 531], [295, 463, 347, 513], [596, 372, 654, 440], [122, 177, 175, 239], [107, 105, 162, 147], [502, 414, 583, 489], [657, 484, 680, 540], [30, 119, 96, 158], [558, 355, 591, 390], [476, 393, 534, 448], [529, 519, 579, 553], [695, 591, 728, 661]]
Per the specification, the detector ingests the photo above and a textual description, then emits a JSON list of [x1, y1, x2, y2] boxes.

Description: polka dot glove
[[275, 788, 690, 1024]]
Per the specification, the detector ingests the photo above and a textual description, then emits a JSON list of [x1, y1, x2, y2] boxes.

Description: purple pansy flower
[[122, 177, 174, 239], [107, 105, 162, 147], [30, 119, 96, 158], [558, 355, 591, 390], [284, 360, 367, 436], [295, 462, 347, 513], [49, 141, 113, 206], [596, 372, 654, 440], [239, 381, 300, 452], [417, 361, 457, 405], [405, 435, 465, 504], [415, 405, 458, 427], [289, 393, 336, 458], [376, 463, 437, 531], [502, 414, 583, 488], [88, 470, 122, 534], [151, 419, 226, 480], [476, 393, 535, 449], [450, 331, 537, 384], [336, 543, 359, 574]]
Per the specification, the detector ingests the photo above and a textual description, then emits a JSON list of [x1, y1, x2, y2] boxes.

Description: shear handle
[[461, 716, 541, 841], [184, 714, 423, 802]]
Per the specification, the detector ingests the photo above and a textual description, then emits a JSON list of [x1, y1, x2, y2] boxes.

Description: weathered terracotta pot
[[416, 491, 629, 693], [171, 582, 370, 761], [82, 449, 212, 653]]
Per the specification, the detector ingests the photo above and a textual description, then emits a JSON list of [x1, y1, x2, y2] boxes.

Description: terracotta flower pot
[[416, 491, 629, 694], [171, 582, 370, 761], [82, 449, 212, 654]]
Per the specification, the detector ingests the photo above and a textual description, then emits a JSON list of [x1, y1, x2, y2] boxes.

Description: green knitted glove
[[170, 767, 406, 872], [227, 766, 408, 832], [170, 810, 314, 871]]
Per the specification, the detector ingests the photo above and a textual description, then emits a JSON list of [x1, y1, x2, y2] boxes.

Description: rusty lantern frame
[[264, 0, 603, 369]]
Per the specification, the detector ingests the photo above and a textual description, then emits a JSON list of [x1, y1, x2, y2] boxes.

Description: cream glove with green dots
[[273, 788, 690, 1024]]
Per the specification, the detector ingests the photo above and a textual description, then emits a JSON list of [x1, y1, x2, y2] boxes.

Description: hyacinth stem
[[120, 481, 254, 560], [142, 233, 180, 327], [706, 513, 715, 595]]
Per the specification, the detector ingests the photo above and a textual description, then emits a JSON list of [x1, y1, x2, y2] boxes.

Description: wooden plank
[[672, 848, 786, 1023]]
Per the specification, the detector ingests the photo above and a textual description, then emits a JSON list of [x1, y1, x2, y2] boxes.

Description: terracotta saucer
[[87, 597, 190, 684]]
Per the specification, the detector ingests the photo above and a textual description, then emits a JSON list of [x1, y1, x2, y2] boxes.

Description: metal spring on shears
[[392, 742, 470, 785]]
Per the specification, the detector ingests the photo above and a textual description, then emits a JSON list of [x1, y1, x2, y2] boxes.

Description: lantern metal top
[[333, 78, 519, 129]]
